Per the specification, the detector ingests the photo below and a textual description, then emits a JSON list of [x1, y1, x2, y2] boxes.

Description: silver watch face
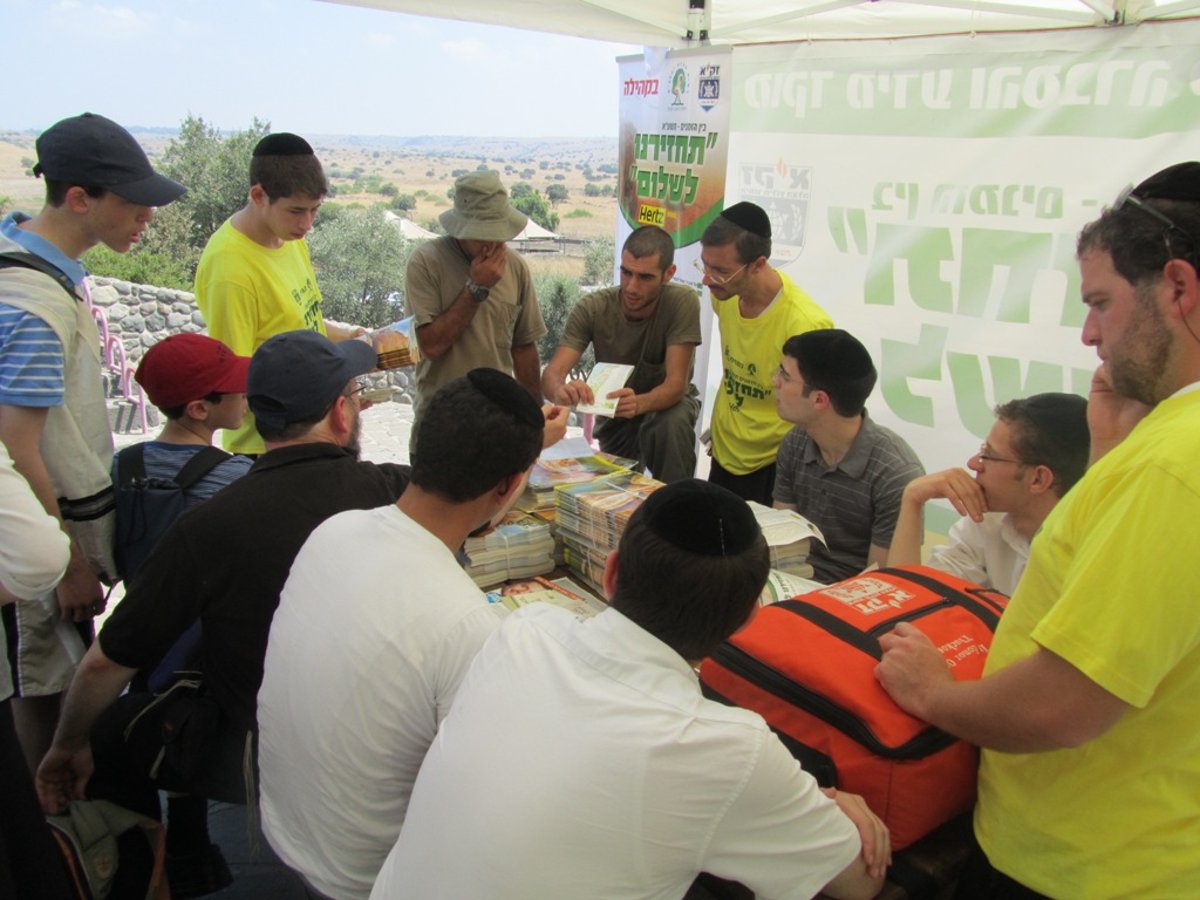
[[468, 281, 490, 301]]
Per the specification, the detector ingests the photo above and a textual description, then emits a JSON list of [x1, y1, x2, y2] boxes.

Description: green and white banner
[[726, 21, 1200, 530]]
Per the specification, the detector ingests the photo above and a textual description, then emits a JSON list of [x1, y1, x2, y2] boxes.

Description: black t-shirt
[[100, 442, 410, 732]]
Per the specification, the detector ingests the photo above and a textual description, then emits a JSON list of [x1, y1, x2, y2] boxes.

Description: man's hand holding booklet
[[573, 363, 635, 417]]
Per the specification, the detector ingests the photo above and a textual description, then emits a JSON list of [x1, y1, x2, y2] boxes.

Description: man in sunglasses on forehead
[[699, 201, 833, 505], [877, 163, 1200, 898]]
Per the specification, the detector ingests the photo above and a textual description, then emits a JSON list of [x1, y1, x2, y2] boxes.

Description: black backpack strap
[[0, 253, 77, 300], [115, 443, 148, 486], [172, 446, 232, 489]]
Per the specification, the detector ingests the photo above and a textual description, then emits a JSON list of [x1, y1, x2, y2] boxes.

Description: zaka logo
[[738, 161, 812, 266], [698, 63, 721, 112], [669, 65, 689, 108], [823, 577, 915, 617]]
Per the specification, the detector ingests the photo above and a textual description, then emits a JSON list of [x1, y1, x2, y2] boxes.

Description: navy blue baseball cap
[[248, 331, 377, 430], [34, 113, 185, 207]]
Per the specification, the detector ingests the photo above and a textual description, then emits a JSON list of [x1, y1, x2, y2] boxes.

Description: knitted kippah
[[466, 368, 543, 428], [719, 201, 771, 238], [790, 328, 874, 381], [253, 133, 314, 157], [1133, 162, 1200, 203], [638, 479, 759, 557]]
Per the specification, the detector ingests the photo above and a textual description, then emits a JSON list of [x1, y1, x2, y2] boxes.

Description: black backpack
[[113, 443, 231, 581]]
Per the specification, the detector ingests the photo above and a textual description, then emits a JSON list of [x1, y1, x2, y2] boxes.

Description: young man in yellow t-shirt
[[699, 202, 833, 504], [195, 133, 362, 454]]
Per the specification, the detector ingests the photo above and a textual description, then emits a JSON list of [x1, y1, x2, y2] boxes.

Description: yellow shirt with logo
[[710, 271, 832, 474], [195, 219, 326, 454], [975, 387, 1200, 898]]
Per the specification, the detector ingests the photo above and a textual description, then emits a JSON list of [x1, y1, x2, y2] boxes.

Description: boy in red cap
[[120, 332, 254, 508]]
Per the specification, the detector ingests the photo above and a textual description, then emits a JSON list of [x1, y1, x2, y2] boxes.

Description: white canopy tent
[[383, 210, 439, 240], [322, 0, 1199, 45]]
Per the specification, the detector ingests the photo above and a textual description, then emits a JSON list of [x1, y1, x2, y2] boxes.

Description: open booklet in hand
[[574, 363, 634, 416]]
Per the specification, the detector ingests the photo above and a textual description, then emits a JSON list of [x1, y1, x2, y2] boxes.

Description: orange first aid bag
[[699, 565, 1007, 850]]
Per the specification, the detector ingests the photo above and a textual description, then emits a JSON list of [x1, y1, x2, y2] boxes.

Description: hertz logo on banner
[[637, 205, 667, 226]]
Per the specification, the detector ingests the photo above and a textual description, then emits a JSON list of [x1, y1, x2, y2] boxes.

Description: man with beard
[[876, 162, 1200, 898], [887, 393, 1089, 595], [542, 226, 701, 482], [36, 331, 408, 892]]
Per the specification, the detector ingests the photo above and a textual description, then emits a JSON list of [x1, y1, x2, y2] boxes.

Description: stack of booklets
[[555, 472, 665, 593], [462, 510, 556, 588], [485, 575, 608, 619], [746, 501, 825, 580], [518, 453, 635, 513], [370, 316, 420, 369]]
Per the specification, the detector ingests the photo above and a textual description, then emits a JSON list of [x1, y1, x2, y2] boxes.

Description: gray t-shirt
[[561, 283, 701, 394], [774, 412, 924, 583], [406, 236, 547, 417]]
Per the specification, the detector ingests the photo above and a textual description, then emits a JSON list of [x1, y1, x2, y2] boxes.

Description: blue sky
[[1, 0, 637, 137]]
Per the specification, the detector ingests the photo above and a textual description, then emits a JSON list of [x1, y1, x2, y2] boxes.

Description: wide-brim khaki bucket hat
[[439, 171, 528, 242]]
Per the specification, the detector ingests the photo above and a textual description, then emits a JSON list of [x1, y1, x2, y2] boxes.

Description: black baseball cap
[[33, 113, 185, 207], [248, 331, 377, 431]]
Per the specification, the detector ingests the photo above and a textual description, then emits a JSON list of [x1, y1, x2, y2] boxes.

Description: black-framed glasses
[[1113, 183, 1197, 264], [971, 445, 1025, 466], [693, 258, 748, 286]]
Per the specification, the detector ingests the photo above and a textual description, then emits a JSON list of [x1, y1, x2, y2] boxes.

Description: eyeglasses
[[971, 445, 1025, 466], [774, 364, 794, 383], [693, 258, 748, 286], [1113, 183, 1197, 264]]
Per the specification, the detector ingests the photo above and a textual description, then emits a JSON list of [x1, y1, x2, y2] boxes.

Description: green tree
[[535, 272, 591, 372], [81, 244, 191, 291], [583, 237, 616, 286], [546, 184, 569, 206], [157, 115, 271, 264], [390, 193, 416, 212], [509, 183, 558, 232], [307, 207, 415, 328], [584, 182, 602, 197]]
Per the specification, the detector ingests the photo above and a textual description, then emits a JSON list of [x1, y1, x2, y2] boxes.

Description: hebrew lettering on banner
[[723, 24, 1200, 532]]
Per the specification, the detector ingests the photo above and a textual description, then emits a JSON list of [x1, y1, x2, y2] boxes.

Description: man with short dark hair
[[877, 162, 1200, 897], [195, 132, 362, 455], [888, 393, 1089, 594], [257, 369, 545, 899], [0, 112, 186, 772], [406, 171, 547, 436], [700, 202, 833, 504], [36, 331, 408, 894], [772, 329, 923, 583], [371, 479, 888, 900], [542, 225, 701, 482]]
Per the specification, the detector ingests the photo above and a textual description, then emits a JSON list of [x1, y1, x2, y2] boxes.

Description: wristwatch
[[465, 279, 490, 303]]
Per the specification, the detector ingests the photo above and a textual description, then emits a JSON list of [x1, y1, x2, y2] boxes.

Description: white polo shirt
[[257, 504, 500, 899], [371, 604, 860, 900], [927, 512, 1030, 595]]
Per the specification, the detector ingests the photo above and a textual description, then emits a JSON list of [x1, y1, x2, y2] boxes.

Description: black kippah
[[719, 201, 771, 239], [1133, 162, 1200, 203], [790, 329, 874, 381], [466, 368, 543, 428], [253, 133, 314, 157], [638, 479, 759, 557], [1015, 392, 1089, 455]]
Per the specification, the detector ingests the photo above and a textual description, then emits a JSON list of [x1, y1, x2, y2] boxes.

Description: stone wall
[[87, 275, 416, 404]]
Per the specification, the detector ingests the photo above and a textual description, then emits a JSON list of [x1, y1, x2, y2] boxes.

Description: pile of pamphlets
[[462, 510, 555, 588], [555, 472, 665, 594], [746, 502, 826, 580], [485, 575, 608, 619], [518, 453, 634, 512]]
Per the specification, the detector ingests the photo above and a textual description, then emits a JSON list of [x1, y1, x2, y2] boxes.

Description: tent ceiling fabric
[[321, 0, 1200, 44]]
